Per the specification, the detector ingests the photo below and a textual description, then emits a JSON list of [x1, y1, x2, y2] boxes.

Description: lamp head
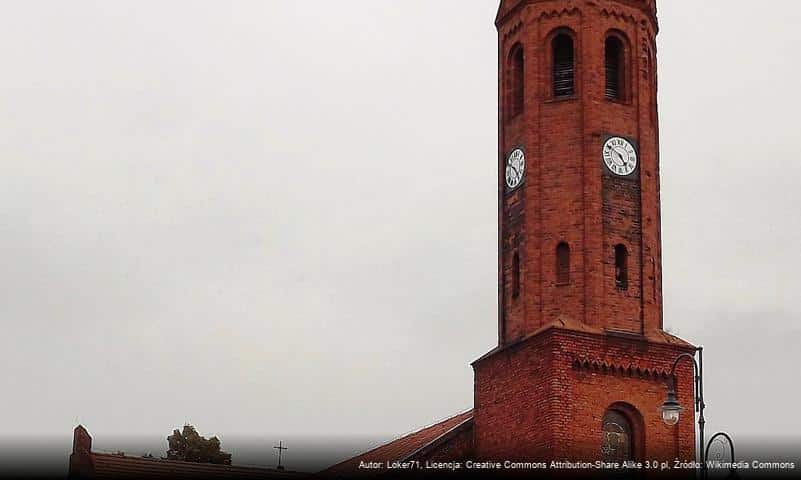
[[661, 388, 684, 426]]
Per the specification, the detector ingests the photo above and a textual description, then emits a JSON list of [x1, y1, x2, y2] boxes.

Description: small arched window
[[556, 242, 570, 285], [552, 34, 575, 98], [615, 244, 629, 290], [602, 410, 634, 462], [509, 45, 525, 118], [512, 252, 521, 299], [605, 36, 625, 100]]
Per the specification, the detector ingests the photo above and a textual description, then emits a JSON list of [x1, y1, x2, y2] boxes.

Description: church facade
[[325, 0, 697, 475]]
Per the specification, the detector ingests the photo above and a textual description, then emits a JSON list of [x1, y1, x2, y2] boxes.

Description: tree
[[166, 425, 232, 465]]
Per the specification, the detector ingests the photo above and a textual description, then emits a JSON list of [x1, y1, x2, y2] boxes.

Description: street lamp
[[660, 347, 737, 479], [660, 349, 704, 434], [660, 386, 683, 426]]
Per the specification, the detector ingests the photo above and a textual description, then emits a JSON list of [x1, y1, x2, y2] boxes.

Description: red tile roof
[[86, 452, 304, 479], [69, 426, 305, 479], [321, 410, 473, 477]]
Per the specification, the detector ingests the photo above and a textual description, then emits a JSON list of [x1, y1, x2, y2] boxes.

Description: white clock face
[[505, 148, 526, 190], [602, 137, 638, 177]]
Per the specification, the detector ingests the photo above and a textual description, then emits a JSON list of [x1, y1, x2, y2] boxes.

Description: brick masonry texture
[[326, 1, 697, 474], [498, 0, 663, 341], [473, 328, 696, 462], [483, 0, 696, 464]]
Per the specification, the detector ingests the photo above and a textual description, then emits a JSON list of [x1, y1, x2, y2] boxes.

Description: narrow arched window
[[602, 410, 634, 462], [552, 34, 575, 98], [605, 36, 624, 100], [512, 252, 521, 299], [509, 45, 525, 118], [556, 242, 570, 285], [615, 244, 629, 290]]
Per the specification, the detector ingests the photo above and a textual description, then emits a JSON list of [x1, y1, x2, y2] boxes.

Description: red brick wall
[[479, 0, 695, 466], [498, 0, 664, 342], [473, 328, 696, 463], [421, 426, 475, 464], [474, 333, 557, 461]]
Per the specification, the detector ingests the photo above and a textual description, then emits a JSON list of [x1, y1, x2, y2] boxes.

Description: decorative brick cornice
[[501, 20, 524, 42], [497, 0, 657, 30], [539, 6, 581, 20], [571, 356, 671, 381], [600, 0, 657, 25], [599, 7, 638, 24]]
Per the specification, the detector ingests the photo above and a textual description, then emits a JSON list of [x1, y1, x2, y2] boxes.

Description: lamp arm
[[667, 349, 705, 477], [669, 351, 701, 411], [669, 352, 699, 378]]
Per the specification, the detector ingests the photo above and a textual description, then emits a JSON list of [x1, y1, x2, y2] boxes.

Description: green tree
[[166, 425, 232, 465]]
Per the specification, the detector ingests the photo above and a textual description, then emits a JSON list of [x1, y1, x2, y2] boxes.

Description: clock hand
[[614, 149, 625, 166]]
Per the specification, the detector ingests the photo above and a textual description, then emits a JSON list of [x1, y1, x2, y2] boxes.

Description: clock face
[[505, 148, 526, 190], [602, 137, 638, 177]]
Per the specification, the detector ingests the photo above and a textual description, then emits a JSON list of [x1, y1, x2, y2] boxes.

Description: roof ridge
[[320, 409, 473, 475], [402, 415, 474, 462], [391, 409, 473, 442], [91, 451, 290, 472]]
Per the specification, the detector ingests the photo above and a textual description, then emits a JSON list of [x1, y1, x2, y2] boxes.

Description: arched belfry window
[[615, 244, 629, 290], [556, 242, 570, 285], [512, 252, 521, 299], [601, 410, 634, 462], [552, 34, 575, 98], [605, 35, 625, 100], [509, 44, 525, 118]]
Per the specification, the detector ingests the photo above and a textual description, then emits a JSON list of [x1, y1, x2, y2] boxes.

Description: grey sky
[[1, 0, 799, 458]]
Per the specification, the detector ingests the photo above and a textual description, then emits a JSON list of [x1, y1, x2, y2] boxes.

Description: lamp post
[[660, 347, 737, 479]]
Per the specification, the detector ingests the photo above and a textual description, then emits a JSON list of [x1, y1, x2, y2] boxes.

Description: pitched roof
[[473, 316, 695, 366], [321, 410, 473, 477], [69, 426, 305, 479], [87, 452, 303, 479]]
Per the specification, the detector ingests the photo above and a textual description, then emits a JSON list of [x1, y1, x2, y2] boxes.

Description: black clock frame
[[504, 145, 527, 194], [601, 134, 640, 181]]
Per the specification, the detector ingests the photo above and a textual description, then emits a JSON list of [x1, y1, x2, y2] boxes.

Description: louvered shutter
[[605, 38, 623, 100], [553, 36, 575, 97]]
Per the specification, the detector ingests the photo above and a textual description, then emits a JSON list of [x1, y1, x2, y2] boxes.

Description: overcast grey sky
[[1, 0, 799, 459]]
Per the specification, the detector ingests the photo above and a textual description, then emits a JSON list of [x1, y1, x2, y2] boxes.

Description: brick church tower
[[472, 0, 697, 463], [324, 2, 700, 475]]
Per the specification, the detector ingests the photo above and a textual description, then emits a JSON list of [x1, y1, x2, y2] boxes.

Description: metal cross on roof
[[273, 441, 287, 470]]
